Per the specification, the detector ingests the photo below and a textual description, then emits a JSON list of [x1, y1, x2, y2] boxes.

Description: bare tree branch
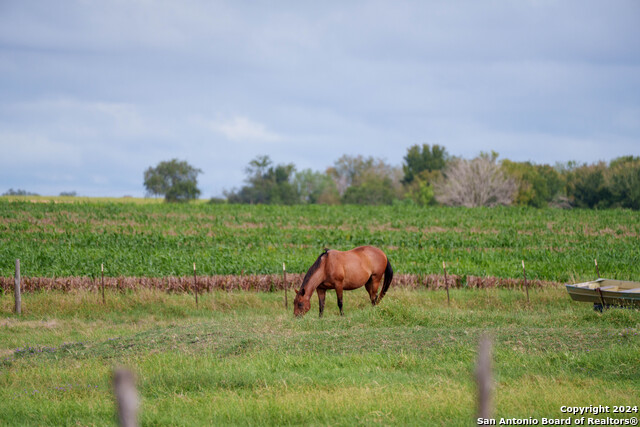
[[435, 156, 517, 207]]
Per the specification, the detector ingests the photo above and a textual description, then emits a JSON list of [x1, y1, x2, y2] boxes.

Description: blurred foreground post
[[113, 367, 139, 427], [14, 259, 21, 315], [521, 260, 530, 304], [442, 261, 450, 306], [283, 262, 288, 309], [476, 335, 493, 420]]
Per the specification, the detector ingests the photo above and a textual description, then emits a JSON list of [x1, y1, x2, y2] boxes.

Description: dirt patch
[[223, 221, 267, 229]]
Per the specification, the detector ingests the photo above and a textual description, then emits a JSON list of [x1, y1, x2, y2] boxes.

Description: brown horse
[[293, 246, 393, 317]]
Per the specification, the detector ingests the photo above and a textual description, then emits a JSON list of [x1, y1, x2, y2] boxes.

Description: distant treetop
[[144, 159, 202, 203]]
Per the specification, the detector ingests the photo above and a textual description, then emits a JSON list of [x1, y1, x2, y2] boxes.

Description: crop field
[[1, 199, 639, 425], [1, 199, 639, 281]]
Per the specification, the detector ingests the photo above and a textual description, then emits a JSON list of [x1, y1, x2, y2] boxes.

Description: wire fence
[[1, 271, 560, 294]]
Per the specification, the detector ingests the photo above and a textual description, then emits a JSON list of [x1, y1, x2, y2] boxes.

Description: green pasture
[[1, 288, 638, 426], [1, 200, 640, 282]]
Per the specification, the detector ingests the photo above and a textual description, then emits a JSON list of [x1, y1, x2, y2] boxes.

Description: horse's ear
[[299, 288, 305, 296]]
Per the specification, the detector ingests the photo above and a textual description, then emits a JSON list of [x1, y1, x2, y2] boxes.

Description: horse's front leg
[[317, 288, 326, 318], [335, 286, 344, 316]]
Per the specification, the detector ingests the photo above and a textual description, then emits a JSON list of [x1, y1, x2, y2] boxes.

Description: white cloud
[[199, 116, 282, 142], [0, 131, 82, 167], [11, 98, 157, 140]]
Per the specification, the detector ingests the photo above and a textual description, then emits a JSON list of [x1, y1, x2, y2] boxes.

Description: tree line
[[142, 146, 640, 210], [2, 189, 77, 197]]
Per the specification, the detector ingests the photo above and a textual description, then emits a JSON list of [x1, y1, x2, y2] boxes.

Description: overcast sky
[[1, 1, 639, 197]]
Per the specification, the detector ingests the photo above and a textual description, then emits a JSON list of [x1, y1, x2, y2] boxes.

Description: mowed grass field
[[1, 199, 639, 425], [1, 288, 638, 426]]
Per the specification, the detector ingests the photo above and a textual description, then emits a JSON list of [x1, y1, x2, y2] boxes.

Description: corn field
[[2, 200, 639, 283]]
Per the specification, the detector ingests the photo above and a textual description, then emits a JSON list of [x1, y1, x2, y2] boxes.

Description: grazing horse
[[293, 246, 393, 317]]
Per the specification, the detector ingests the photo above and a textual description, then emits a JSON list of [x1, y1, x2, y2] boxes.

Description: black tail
[[375, 258, 393, 305]]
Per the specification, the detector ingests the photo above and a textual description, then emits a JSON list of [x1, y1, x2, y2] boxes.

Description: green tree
[[403, 169, 441, 206], [401, 144, 448, 206], [402, 144, 448, 184], [237, 155, 275, 204], [608, 156, 640, 210], [405, 174, 436, 206], [502, 160, 563, 207], [342, 175, 396, 205], [268, 163, 299, 204], [2, 188, 39, 196], [294, 169, 339, 204], [565, 162, 612, 209], [226, 155, 300, 204], [327, 155, 377, 196], [143, 159, 202, 203], [327, 155, 402, 204]]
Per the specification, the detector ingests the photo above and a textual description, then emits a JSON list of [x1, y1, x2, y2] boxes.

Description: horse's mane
[[299, 248, 329, 291]]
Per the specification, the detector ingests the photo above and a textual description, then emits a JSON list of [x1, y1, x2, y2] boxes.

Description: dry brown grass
[[0, 273, 560, 293]]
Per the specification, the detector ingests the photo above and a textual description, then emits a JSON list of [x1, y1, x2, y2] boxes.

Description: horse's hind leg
[[335, 286, 344, 316], [365, 275, 381, 306]]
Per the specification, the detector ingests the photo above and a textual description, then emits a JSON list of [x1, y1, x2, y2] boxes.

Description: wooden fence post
[[193, 263, 198, 307], [521, 260, 530, 304], [476, 335, 493, 420], [443, 261, 450, 306], [101, 263, 106, 305], [14, 259, 21, 315], [283, 262, 288, 309], [113, 367, 139, 427]]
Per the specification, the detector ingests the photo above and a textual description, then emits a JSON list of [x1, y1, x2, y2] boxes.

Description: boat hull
[[565, 279, 640, 308]]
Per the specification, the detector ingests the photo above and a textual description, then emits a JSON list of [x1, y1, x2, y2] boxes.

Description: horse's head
[[293, 287, 311, 317]]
